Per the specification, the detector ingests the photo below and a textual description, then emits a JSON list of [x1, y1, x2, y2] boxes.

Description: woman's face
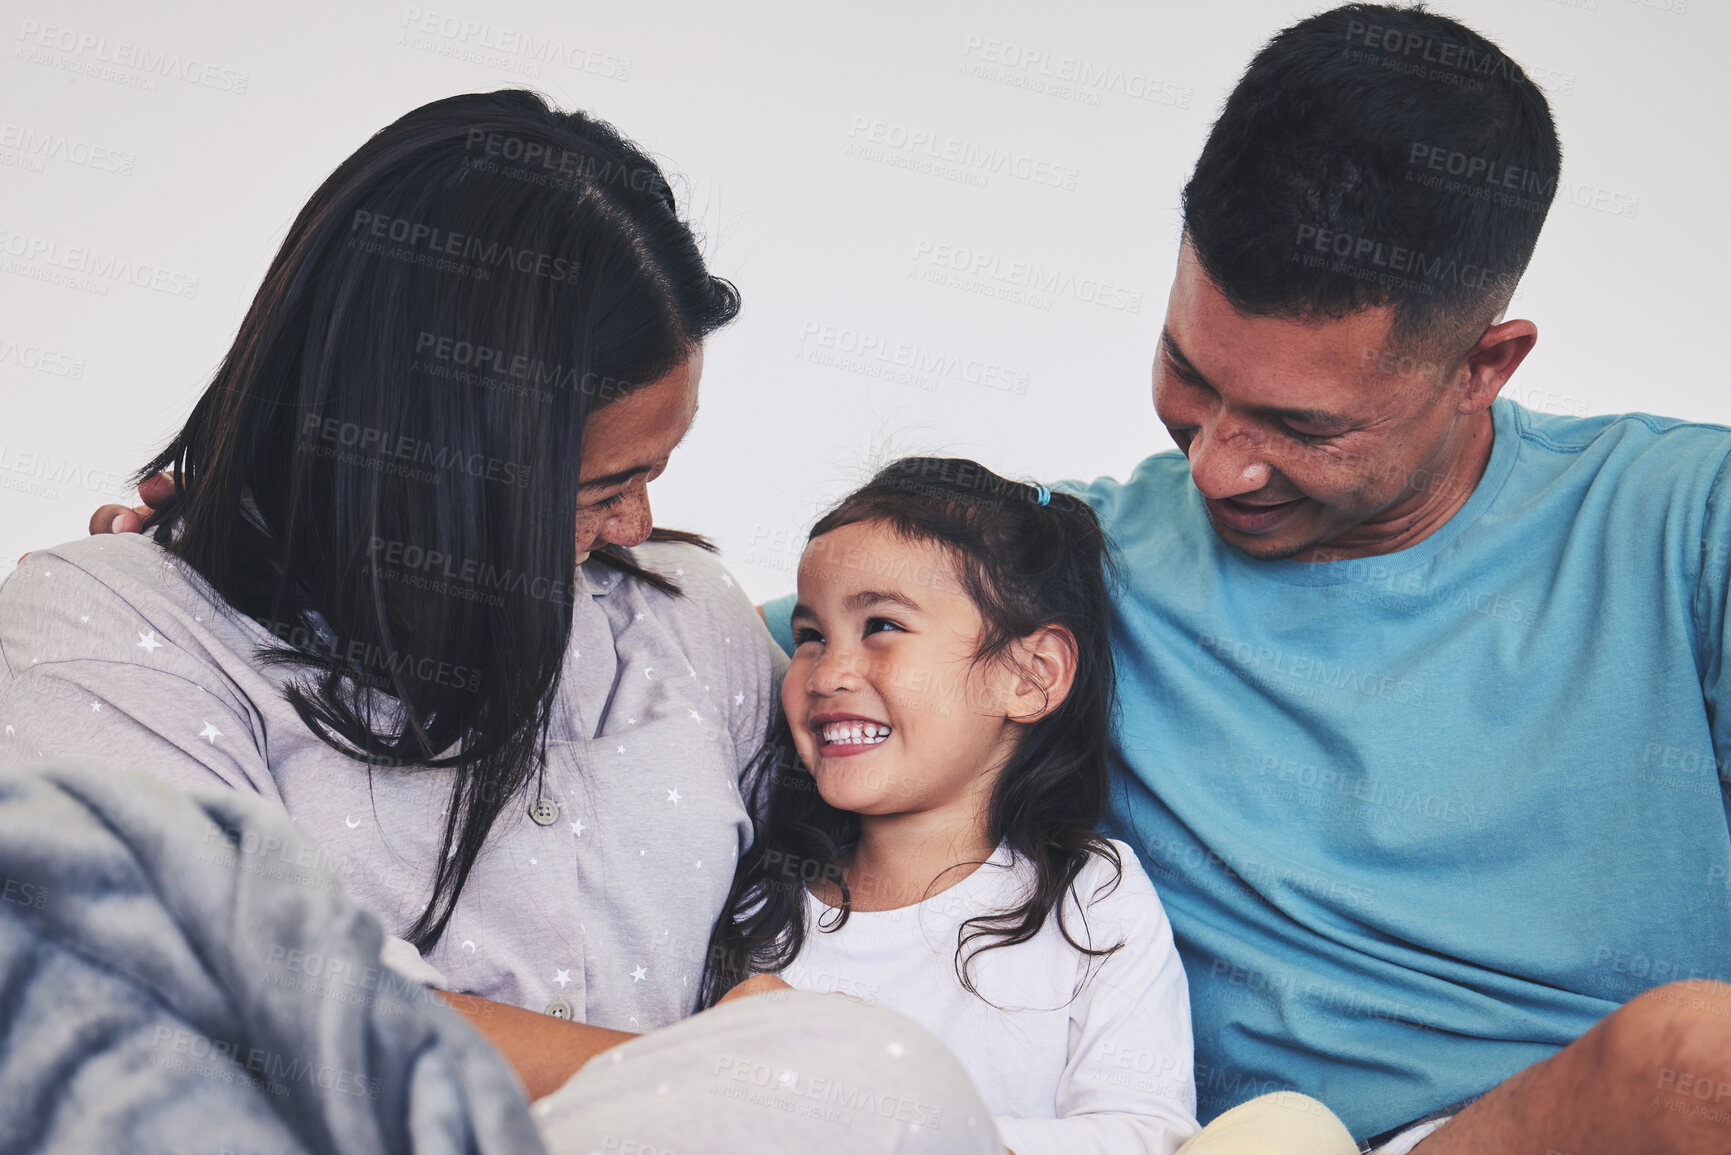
[[572, 347, 703, 562]]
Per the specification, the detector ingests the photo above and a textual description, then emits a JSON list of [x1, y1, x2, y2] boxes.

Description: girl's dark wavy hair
[[136, 90, 739, 952], [699, 456, 1123, 1009]]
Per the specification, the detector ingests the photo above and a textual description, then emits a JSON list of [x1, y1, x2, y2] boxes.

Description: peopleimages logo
[[398, 7, 632, 80], [0, 335, 85, 379], [14, 20, 250, 93], [845, 116, 1080, 191], [349, 211, 581, 283], [0, 121, 135, 175], [0, 225, 199, 298], [910, 239, 1143, 313], [957, 35, 1193, 110], [298, 414, 533, 488]]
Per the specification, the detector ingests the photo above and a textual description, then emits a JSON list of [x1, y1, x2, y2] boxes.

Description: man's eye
[[1282, 425, 1334, 444], [1165, 358, 1210, 391], [863, 618, 904, 637]]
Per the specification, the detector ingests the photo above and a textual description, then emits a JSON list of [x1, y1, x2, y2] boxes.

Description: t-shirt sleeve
[[760, 592, 797, 658], [1696, 449, 1731, 809], [992, 843, 1199, 1155], [0, 553, 276, 800]]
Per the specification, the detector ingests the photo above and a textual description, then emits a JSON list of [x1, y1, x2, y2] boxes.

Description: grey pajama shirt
[[0, 534, 1001, 1153]]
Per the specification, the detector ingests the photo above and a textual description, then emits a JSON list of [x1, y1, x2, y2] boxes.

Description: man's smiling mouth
[[1205, 495, 1305, 534]]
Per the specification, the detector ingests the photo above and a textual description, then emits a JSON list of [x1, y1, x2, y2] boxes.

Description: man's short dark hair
[[1182, 3, 1561, 360]]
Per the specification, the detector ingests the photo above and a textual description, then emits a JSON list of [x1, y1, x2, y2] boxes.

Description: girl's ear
[[1004, 625, 1079, 724]]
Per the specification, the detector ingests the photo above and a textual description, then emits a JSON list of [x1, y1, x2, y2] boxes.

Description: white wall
[[1, 0, 1719, 600]]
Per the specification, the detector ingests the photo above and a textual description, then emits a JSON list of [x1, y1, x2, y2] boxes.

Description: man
[[759, 5, 1731, 1152]]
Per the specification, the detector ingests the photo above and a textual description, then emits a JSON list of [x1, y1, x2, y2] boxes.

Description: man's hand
[[716, 973, 793, 1005], [89, 471, 174, 536]]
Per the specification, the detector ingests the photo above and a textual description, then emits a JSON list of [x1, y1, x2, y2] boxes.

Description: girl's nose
[[808, 644, 860, 696]]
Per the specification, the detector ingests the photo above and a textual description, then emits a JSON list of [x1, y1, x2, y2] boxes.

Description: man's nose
[[1185, 418, 1272, 499]]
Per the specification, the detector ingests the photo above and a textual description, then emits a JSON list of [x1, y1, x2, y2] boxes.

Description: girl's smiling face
[[782, 520, 1023, 822]]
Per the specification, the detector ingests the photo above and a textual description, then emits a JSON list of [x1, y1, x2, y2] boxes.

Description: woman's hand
[[715, 973, 793, 1005], [88, 472, 174, 536]]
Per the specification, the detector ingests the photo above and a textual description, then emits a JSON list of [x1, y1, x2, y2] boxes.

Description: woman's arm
[[441, 974, 793, 1100], [438, 991, 637, 1100]]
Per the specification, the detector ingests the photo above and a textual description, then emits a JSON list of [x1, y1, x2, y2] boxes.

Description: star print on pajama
[[0, 535, 788, 1035]]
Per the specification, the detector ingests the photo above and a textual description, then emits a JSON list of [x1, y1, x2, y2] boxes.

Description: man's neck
[[1296, 408, 1497, 562]]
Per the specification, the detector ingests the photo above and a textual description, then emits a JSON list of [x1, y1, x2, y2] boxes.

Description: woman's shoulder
[[624, 537, 749, 598], [1, 535, 210, 636], [612, 538, 767, 640], [0, 534, 267, 687]]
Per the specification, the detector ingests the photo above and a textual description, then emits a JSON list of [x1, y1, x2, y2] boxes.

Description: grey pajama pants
[[534, 990, 1004, 1155]]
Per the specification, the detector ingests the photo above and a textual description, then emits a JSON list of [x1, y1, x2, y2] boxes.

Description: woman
[[0, 90, 1000, 1152]]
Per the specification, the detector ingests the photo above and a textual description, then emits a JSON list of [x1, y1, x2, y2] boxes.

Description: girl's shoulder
[[1062, 838, 1170, 936]]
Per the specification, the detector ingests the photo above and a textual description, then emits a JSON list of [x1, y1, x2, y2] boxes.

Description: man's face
[[1154, 241, 1476, 561]]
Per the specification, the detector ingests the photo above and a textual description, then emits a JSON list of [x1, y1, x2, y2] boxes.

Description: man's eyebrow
[[1160, 328, 1208, 383], [1161, 327, 1352, 429]]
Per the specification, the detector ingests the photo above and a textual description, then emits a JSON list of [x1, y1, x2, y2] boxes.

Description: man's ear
[[1004, 625, 1079, 724], [1452, 317, 1538, 414]]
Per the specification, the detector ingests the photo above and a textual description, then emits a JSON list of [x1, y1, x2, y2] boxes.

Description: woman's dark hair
[[699, 456, 1122, 1009], [137, 90, 739, 950], [1183, 3, 1561, 360]]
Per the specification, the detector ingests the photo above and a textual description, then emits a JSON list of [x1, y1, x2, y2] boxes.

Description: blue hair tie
[[1035, 484, 1051, 506]]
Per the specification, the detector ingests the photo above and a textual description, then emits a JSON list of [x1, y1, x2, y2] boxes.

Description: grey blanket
[[0, 761, 546, 1155]]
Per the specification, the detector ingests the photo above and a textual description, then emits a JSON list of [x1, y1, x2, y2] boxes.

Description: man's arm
[[1414, 981, 1731, 1154], [88, 471, 175, 536]]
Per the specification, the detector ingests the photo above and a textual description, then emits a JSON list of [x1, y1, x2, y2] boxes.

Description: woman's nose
[[598, 490, 654, 548]]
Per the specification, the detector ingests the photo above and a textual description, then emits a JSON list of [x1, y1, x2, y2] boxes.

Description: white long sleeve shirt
[[781, 840, 1199, 1155]]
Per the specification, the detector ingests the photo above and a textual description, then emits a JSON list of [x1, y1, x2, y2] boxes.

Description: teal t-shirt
[[760, 399, 1731, 1140]]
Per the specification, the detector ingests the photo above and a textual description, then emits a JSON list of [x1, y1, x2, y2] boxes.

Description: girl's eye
[[863, 617, 904, 637], [792, 627, 824, 646]]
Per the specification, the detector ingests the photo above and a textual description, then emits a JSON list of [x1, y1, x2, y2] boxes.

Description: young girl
[[701, 456, 1197, 1153]]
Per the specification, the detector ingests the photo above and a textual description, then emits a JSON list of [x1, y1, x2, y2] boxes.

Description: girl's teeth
[[821, 722, 891, 746]]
